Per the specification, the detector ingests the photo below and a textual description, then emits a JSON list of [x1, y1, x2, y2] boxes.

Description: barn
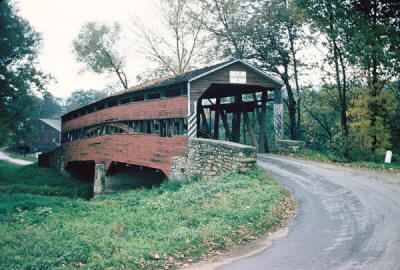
[[59, 59, 283, 192]]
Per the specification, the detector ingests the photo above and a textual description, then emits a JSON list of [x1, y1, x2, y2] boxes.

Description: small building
[[30, 118, 61, 153]]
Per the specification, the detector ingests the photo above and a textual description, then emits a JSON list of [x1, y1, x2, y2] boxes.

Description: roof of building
[[63, 59, 283, 117], [39, 118, 61, 132], [110, 59, 284, 97]]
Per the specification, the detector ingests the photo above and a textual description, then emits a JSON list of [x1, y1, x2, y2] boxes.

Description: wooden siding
[[63, 134, 188, 177], [190, 62, 279, 103], [62, 96, 188, 132]]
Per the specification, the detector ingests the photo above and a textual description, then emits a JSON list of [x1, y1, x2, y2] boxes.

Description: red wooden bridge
[[61, 59, 284, 178]]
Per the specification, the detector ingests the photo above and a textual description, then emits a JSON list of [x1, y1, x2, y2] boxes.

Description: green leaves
[[73, 22, 128, 89], [0, 0, 51, 146]]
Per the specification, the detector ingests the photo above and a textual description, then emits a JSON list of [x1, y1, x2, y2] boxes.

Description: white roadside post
[[385, 151, 392, 164]]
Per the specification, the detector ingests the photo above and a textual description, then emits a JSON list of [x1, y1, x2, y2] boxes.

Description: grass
[[3, 148, 37, 162], [276, 148, 400, 173], [0, 162, 293, 269], [0, 162, 93, 199]]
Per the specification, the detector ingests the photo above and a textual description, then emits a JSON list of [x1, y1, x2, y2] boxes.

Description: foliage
[[133, 0, 210, 81], [35, 91, 64, 118], [348, 86, 398, 153], [200, 0, 305, 140], [300, 86, 339, 146], [0, 0, 51, 146], [276, 148, 400, 172], [0, 164, 293, 269], [73, 22, 129, 89], [65, 89, 109, 113]]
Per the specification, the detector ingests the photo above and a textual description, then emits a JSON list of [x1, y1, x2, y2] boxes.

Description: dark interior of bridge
[[196, 83, 275, 153]]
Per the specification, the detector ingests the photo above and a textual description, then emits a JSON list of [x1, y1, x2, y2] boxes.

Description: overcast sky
[[15, 0, 323, 99], [16, 0, 159, 98]]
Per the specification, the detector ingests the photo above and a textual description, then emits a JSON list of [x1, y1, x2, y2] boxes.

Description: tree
[[347, 0, 400, 151], [200, 0, 305, 140], [251, 0, 305, 140], [65, 89, 109, 112], [348, 86, 398, 153], [35, 92, 63, 118], [199, 0, 254, 59], [73, 22, 129, 89], [133, 0, 209, 81], [296, 0, 351, 139], [0, 0, 50, 146]]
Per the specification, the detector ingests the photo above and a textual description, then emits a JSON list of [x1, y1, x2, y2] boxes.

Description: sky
[[16, 0, 159, 98], [15, 0, 323, 99]]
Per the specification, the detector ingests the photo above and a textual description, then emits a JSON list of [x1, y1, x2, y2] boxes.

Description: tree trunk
[[282, 65, 297, 140]]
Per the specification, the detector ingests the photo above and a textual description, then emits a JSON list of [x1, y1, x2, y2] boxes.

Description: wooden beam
[[218, 107, 233, 141], [232, 95, 242, 143], [198, 128, 214, 139], [200, 106, 212, 137], [241, 102, 259, 151], [170, 119, 174, 136], [214, 98, 220, 139], [253, 92, 270, 153]]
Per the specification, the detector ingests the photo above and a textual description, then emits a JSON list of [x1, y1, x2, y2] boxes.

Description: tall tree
[[347, 0, 400, 151], [250, 0, 305, 140], [200, 0, 305, 140], [133, 0, 209, 81], [0, 0, 50, 146], [65, 89, 109, 112], [36, 92, 63, 118], [199, 0, 254, 59], [296, 0, 351, 138], [73, 22, 129, 89]]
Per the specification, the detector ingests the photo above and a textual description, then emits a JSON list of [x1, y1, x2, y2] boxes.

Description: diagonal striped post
[[188, 101, 197, 138], [274, 88, 283, 144]]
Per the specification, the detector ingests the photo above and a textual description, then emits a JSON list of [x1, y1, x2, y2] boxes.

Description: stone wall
[[275, 140, 305, 152], [38, 146, 64, 172], [170, 138, 257, 179]]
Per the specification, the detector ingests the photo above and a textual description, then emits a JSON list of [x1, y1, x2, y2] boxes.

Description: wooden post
[[218, 107, 233, 141], [170, 119, 175, 136], [232, 95, 242, 143], [200, 106, 212, 137], [241, 103, 259, 151], [208, 108, 212, 135], [259, 91, 267, 153], [253, 93, 270, 153], [214, 98, 220, 139], [197, 100, 201, 134]]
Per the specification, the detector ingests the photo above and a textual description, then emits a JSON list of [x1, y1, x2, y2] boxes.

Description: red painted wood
[[63, 134, 188, 177], [62, 96, 188, 132], [61, 96, 189, 176]]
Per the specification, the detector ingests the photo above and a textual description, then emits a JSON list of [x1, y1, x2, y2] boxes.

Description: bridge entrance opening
[[105, 162, 167, 192], [194, 83, 277, 153]]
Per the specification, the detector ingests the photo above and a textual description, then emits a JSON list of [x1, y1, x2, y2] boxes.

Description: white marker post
[[385, 150, 392, 164]]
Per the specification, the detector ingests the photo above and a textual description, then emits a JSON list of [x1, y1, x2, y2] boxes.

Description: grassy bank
[[276, 149, 400, 173], [0, 162, 92, 199], [0, 162, 294, 269]]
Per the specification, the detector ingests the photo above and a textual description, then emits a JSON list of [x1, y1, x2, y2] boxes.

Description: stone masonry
[[275, 140, 306, 151], [170, 138, 257, 179]]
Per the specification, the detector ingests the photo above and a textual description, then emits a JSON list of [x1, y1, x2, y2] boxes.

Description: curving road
[[222, 155, 400, 270]]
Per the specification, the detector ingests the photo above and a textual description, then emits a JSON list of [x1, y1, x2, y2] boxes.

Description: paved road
[[0, 151, 33, 165], [222, 155, 400, 270]]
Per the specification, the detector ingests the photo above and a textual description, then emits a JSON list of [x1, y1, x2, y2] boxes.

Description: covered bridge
[[59, 59, 283, 191]]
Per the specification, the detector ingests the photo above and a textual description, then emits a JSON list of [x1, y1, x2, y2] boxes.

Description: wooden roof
[[63, 59, 283, 116]]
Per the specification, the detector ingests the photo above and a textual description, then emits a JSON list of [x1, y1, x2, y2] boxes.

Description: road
[[222, 155, 400, 270], [0, 151, 33, 165]]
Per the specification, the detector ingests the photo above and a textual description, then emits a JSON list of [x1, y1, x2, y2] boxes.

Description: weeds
[[0, 162, 293, 269]]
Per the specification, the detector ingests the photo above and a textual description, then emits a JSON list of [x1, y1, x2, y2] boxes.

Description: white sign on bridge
[[229, 71, 247, 84]]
